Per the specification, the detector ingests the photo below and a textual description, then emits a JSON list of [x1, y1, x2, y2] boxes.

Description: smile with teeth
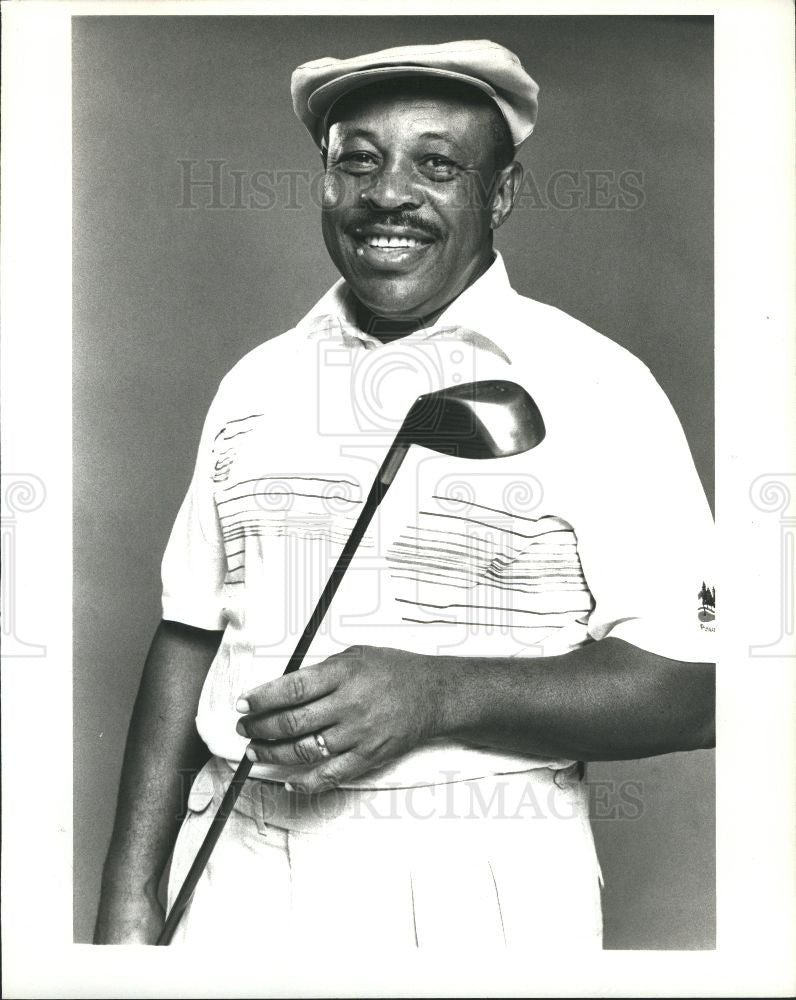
[[359, 235, 430, 249]]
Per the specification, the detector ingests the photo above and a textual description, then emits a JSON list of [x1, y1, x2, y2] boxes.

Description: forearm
[[96, 620, 221, 924], [433, 636, 715, 761]]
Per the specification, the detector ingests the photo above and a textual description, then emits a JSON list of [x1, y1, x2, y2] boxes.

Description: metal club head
[[399, 379, 545, 459]]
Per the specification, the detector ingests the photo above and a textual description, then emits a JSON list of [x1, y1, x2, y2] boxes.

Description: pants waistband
[[187, 756, 588, 834]]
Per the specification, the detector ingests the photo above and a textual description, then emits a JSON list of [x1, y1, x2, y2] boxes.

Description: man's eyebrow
[[333, 127, 466, 152], [334, 127, 380, 142], [417, 131, 459, 143], [416, 130, 469, 153]]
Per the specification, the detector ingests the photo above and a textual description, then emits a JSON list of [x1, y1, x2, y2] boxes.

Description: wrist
[[94, 880, 164, 944], [414, 652, 468, 741]]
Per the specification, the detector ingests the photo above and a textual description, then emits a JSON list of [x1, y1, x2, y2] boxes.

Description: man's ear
[[490, 161, 524, 231]]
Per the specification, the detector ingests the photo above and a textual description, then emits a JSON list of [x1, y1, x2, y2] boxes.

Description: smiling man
[[319, 75, 518, 327], [95, 40, 715, 950]]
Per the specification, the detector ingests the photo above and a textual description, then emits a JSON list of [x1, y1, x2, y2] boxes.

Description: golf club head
[[400, 379, 545, 459]]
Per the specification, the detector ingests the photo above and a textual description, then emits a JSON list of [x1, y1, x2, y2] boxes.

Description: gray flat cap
[[291, 39, 539, 150]]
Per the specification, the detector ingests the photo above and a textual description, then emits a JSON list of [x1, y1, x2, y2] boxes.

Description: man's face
[[321, 84, 512, 323]]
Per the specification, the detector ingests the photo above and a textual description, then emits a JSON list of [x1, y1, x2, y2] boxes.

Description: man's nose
[[360, 163, 422, 211]]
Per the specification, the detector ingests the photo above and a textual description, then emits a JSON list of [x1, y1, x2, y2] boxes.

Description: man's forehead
[[326, 85, 496, 145]]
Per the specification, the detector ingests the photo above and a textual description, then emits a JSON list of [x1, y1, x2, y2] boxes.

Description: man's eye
[[336, 152, 379, 173], [421, 156, 459, 179]]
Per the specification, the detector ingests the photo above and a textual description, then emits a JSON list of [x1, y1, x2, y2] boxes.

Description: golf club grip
[[157, 444, 404, 945]]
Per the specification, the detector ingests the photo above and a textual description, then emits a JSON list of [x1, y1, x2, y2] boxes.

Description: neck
[[353, 251, 496, 344], [352, 303, 439, 342]]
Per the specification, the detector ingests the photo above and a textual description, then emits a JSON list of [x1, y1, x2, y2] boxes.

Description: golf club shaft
[[157, 437, 407, 945]]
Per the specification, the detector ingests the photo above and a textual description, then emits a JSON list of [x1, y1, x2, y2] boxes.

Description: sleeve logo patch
[[698, 581, 715, 629]]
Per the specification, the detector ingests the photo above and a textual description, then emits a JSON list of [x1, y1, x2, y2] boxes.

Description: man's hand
[[236, 645, 440, 793], [236, 638, 714, 792], [93, 886, 164, 945]]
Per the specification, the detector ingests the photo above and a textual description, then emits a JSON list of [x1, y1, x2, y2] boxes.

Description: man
[[95, 40, 714, 949]]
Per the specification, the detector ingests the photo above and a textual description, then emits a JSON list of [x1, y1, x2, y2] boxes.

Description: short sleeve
[[161, 387, 228, 631], [576, 362, 715, 663]]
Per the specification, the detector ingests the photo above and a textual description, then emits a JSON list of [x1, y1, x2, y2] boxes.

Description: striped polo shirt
[[161, 253, 715, 788]]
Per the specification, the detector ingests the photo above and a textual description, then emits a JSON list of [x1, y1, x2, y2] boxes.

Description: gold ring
[[314, 733, 331, 758]]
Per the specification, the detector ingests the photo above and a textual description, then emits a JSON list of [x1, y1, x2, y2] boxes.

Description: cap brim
[[310, 65, 500, 144]]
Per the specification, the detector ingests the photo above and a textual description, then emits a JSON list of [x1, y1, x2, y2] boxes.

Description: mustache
[[345, 212, 443, 241]]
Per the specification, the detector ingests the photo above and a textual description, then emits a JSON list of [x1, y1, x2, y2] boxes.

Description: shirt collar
[[300, 251, 518, 365]]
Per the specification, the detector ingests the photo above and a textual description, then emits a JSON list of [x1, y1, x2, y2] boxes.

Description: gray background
[[73, 15, 714, 947]]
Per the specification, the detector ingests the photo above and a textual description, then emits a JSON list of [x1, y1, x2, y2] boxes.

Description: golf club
[[157, 378, 545, 944]]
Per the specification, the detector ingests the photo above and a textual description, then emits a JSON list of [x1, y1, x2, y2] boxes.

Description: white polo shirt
[[161, 253, 715, 788]]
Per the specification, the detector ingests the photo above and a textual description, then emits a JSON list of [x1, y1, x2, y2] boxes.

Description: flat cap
[[291, 39, 539, 151]]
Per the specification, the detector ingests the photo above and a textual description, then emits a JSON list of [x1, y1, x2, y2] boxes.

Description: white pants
[[167, 757, 603, 950]]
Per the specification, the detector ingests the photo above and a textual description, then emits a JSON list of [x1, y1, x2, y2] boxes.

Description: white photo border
[[1, 1, 794, 996]]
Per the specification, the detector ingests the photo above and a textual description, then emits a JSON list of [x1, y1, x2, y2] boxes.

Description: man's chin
[[345, 277, 441, 325]]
